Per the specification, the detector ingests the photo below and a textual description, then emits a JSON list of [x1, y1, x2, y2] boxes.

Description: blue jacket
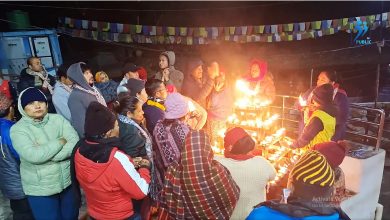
[[0, 118, 25, 200], [246, 199, 350, 220], [247, 206, 342, 220]]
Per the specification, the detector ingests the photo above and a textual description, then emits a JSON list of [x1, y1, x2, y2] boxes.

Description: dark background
[[1, 1, 390, 100]]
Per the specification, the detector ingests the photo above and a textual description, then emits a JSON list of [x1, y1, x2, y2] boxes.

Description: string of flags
[[57, 12, 390, 45]]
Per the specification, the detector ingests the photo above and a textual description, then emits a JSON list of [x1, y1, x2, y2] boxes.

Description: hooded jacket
[[67, 62, 101, 137], [0, 118, 25, 200], [10, 89, 79, 196], [155, 51, 184, 92], [74, 138, 150, 220]]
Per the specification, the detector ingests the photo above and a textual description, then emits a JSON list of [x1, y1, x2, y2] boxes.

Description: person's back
[[74, 102, 151, 220], [75, 146, 150, 220], [246, 203, 343, 220], [216, 127, 276, 219], [215, 156, 275, 219], [246, 150, 350, 220]]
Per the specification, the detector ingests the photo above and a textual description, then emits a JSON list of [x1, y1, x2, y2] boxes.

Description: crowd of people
[[0, 51, 351, 220]]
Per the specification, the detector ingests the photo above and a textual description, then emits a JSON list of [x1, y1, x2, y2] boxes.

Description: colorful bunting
[[58, 11, 387, 45]]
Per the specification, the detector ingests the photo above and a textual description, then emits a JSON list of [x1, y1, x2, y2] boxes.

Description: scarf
[[58, 82, 73, 93], [118, 114, 152, 161], [158, 130, 240, 220], [146, 98, 165, 111], [26, 68, 54, 94], [152, 119, 190, 201], [74, 84, 107, 107]]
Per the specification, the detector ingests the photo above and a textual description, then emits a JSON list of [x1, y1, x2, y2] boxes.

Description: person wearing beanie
[[154, 51, 184, 92], [117, 63, 141, 94], [181, 60, 219, 109], [214, 127, 276, 220], [298, 70, 350, 142], [151, 92, 192, 201], [125, 78, 148, 103], [290, 83, 337, 149], [313, 141, 349, 205], [73, 102, 151, 220], [0, 93, 34, 220], [94, 71, 119, 108], [52, 63, 73, 121], [67, 62, 107, 138], [143, 79, 168, 134], [247, 150, 350, 220], [10, 87, 80, 220], [244, 59, 276, 103]]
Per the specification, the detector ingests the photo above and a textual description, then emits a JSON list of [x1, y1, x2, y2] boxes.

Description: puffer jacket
[[154, 51, 184, 92], [0, 118, 25, 200], [10, 89, 79, 196]]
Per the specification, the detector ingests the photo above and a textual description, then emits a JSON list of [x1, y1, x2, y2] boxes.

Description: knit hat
[[85, 102, 116, 137], [20, 87, 47, 109], [187, 59, 203, 73], [224, 127, 255, 155], [0, 92, 12, 112], [122, 63, 140, 75], [224, 127, 248, 147], [313, 141, 347, 169], [125, 78, 145, 96], [164, 93, 189, 119], [289, 150, 335, 199], [312, 84, 334, 106]]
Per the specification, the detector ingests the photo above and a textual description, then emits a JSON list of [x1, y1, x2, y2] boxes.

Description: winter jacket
[[246, 199, 350, 220], [95, 80, 119, 103], [52, 82, 72, 121], [182, 74, 214, 109], [17, 68, 57, 113], [67, 62, 103, 137], [74, 138, 150, 220], [300, 85, 349, 141], [0, 118, 25, 200], [118, 119, 147, 158], [143, 99, 165, 135], [10, 89, 79, 196], [154, 51, 184, 92]]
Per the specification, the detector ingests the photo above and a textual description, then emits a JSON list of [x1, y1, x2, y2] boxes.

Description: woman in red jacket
[[74, 102, 151, 220]]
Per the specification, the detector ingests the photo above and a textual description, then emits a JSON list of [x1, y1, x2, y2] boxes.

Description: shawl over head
[[158, 130, 240, 220]]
